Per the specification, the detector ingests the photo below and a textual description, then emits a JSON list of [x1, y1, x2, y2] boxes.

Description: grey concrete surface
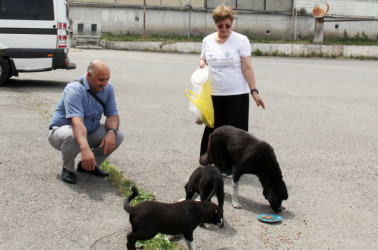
[[0, 48, 377, 249]]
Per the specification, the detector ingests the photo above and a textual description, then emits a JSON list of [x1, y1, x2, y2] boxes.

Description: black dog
[[124, 186, 223, 250], [185, 165, 224, 219], [200, 125, 288, 213]]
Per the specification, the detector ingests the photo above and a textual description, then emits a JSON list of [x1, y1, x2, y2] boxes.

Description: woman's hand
[[199, 59, 208, 69], [252, 92, 265, 109]]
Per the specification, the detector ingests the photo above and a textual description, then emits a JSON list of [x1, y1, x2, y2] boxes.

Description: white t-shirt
[[200, 31, 251, 96]]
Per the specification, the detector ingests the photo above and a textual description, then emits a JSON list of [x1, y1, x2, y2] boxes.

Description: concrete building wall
[[207, 0, 236, 9], [68, 5, 378, 40], [265, 0, 293, 12], [203, 0, 293, 11], [236, 0, 263, 10]]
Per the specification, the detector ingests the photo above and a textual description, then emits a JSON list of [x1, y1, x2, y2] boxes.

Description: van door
[[0, 0, 57, 50], [0, 0, 75, 77]]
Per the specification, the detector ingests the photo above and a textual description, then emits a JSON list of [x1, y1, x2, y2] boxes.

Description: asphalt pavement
[[0, 48, 377, 249]]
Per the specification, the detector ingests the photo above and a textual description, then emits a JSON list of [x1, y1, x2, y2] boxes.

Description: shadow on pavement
[[3, 79, 68, 92], [222, 174, 262, 188], [55, 173, 122, 202], [224, 193, 295, 221]]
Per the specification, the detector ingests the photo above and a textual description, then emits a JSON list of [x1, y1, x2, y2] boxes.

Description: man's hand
[[80, 147, 96, 171], [72, 117, 96, 171], [100, 130, 116, 155]]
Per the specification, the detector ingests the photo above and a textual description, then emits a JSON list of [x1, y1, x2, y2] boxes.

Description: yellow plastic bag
[[185, 81, 214, 128]]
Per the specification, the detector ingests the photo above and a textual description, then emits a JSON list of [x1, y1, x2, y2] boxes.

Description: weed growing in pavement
[[136, 234, 185, 250], [100, 160, 184, 249]]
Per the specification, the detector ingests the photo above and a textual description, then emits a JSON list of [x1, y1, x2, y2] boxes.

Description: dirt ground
[[0, 49, 377, 249]]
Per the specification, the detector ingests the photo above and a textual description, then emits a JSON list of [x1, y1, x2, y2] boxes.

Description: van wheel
[[0, 57, 10, 86]]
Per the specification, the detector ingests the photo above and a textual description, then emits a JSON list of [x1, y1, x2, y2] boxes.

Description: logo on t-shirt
[[225, 52, 230, 57]]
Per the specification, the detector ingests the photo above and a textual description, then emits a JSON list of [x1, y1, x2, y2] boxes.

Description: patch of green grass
[[101, 33, 378, 46], [100, 160, 184, 249], [102, 33, 203, 42], [251, 38, 313, 44], [252, 49, 263, 56], [349, 55, 378, 60], [136, 234, 185, 250], [323, 30, 377, 46]]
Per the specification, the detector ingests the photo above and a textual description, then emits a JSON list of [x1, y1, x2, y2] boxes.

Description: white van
[[0, 0, 76, 86]]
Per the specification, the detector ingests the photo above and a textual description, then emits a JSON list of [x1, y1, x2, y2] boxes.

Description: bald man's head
[[86, 60, 110, 92]]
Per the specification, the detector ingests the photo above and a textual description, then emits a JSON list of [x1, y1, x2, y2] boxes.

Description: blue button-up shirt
[[49, 75, 118, 133]]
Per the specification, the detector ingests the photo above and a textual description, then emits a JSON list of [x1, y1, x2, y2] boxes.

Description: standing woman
[[199, 5, 265, 173]]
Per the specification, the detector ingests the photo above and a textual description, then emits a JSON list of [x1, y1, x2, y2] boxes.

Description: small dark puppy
[[200, 125, 288, 213], [185, 165, 224, 220], [124, 186, 223, 250]]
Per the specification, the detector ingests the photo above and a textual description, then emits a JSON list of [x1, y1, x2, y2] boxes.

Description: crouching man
[[48, 60, 124, 184]]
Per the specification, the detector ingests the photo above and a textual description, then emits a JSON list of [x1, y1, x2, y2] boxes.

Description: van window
[[0, 0, 54, 20]]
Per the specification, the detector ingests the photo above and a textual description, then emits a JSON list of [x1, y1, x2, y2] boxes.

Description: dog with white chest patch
[[185, 165, 224, 227], [124, 186, 223, 250], [200, 125, 288, 213]]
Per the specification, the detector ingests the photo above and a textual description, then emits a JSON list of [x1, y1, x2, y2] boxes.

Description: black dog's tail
[[124, 185, 138, 213], [203, 185, 217, 203], [199, 132, 215, 166], [199, 153, 212, 166]]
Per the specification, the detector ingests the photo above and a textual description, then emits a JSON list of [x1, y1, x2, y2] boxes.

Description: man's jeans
[[48, 125, 124, 172]]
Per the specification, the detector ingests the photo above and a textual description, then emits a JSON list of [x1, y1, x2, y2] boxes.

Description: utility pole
[[143, 0, 146, 40], [188, 5, 192, 39]]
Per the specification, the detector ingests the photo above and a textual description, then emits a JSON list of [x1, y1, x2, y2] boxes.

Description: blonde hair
[[212, 5, 235, 23]]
